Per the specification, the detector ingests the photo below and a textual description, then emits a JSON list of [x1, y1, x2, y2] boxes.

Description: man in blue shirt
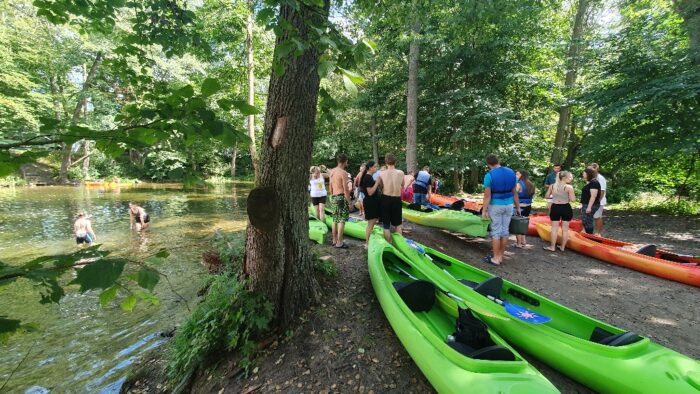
[[482, 154, 520, 266]]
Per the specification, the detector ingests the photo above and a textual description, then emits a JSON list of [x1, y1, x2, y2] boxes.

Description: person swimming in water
[[129, 202, 150, 231], [74, 212, 96, 246]]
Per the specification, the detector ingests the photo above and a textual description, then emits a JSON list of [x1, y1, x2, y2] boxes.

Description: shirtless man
[[129, 202, 150, 231], [74, 212, 96, 246], [328, 154, 352, 249], [378, 153, 404, 244]]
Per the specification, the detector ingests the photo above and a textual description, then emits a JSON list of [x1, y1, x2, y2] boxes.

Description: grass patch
[[313, 253, 337, 277], [609, 193, 699, 215]]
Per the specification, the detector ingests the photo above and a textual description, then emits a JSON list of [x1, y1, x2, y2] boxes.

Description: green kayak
[[308, 217, 328, 244], [368, 234, 559, 394], [392, 235, 700, 394], [402, 202, 490, 237], [308, 205, 371, 240]]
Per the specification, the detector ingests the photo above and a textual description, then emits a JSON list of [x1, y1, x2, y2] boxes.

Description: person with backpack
[[514, 169, 535, 248], [481, 154, 520, 266]]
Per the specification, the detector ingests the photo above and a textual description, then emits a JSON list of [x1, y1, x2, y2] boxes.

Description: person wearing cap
[[74, 212, 96, 245]]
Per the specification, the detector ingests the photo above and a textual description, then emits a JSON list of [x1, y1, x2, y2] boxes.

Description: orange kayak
[[528, 212, 583, 236], [536, 223, 700, 287], [428, 193, 482, 211]]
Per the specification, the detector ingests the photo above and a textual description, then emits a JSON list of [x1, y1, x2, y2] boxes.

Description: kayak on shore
[[527, 212, 583, 236], [392, 234, 700, 393], [368, 234, 559, 394], [402, 202, 490, 237], [428, 193, 483, 212], [308, 216, 328, 244], [536, 223, 700, 287]]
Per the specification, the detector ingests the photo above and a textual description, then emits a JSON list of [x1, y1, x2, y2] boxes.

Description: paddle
[[403, 238, 551, 324]]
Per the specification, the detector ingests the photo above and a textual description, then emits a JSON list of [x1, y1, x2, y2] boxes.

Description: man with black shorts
[[74, 212, 96, 246], [378, 153, 404, 244]]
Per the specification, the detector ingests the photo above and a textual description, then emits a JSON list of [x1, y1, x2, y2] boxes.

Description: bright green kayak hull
[[392, 235, 700, 394], [368, 235, 559, 394], [308, 217, 328, 244], [402, 202, 490, 237]]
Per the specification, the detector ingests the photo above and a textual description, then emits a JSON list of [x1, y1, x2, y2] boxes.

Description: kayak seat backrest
[[458, 279, 478, 288], [447, 342, 516, 361], [473, 277, 503, 299], [636, 244, 657, 257], [590, 327, 642, 347], [407, 203, 433, 213], [393, 281, 436, 312], [450, 200, 465, 210], [448, 308, 516, 361]]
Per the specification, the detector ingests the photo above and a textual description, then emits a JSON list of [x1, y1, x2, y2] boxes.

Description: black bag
[[509, 215, 529, 235]]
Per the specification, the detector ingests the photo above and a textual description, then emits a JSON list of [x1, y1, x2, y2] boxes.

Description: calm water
[[0, 183, 250, 393]]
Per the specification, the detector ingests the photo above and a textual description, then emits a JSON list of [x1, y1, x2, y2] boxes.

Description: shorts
[[518, 205, 532, 217], [311, 196, 327, 206], [364, 195, 380, 220], [549, 203, 573, 222], [331, 195, 349, 223], [76, 234, 92, 244], [380, 195, 403, 229], [489, 204, 513, 239], [413, 193, 428, 206], [136, 214, 150, 223], [593, 205, 604, 219]]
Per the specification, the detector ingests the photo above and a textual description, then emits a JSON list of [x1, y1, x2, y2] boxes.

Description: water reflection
[[0, 183, 249, 393]]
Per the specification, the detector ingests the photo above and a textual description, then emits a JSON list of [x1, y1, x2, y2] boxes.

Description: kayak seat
[[473, 277, 503, 299], [590, 327, 642, 347], [636, 244, 657, 257], [393, 280, 436, 312], [458, 279, 478, 288], [450, 200, 465, 210], [407, 203, 433, 213], [447, 342, 516, 361]]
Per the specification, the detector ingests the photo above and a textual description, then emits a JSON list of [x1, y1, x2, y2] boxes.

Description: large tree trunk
[[82, 141, 91, 178], [59, 52, 103, 183], [244, 1, 328, 327], [563, 116, 581, 170], [673, 0, 700, 65], [371, 116, 379, 164], [246, 0, 258, 177], [551, 0, 589, 165], [405, 19, 420, 174]]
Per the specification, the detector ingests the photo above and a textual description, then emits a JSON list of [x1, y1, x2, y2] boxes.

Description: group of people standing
[[543, 162, 607, 252], [71, 202, 150, 246], [309, 153, 408, 249]]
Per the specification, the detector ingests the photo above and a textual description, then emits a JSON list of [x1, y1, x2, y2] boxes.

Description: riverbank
[[122, 209, 699, 393]]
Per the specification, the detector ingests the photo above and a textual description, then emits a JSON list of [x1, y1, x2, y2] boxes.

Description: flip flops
[[334, 243, 349, 249], [482, 255, 500, 266]]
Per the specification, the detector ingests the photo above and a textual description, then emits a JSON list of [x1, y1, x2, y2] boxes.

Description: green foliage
[[209, 230, 246, 271], [613, 193, 700, 215], [167, 273, 273, 382], [0, 176, 27, 187], [314, 256, 337, 277]]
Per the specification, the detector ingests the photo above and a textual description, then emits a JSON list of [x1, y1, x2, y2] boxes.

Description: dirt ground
[[125, 209, 699, 394]]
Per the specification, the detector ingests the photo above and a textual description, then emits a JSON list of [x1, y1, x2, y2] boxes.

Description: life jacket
[[414, 171, 431, 191], [517, 180, 534, 204], [489, 167, 516, 200]]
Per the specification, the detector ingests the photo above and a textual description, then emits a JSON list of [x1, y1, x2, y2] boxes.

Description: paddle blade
[[504, 302, 551, 324]]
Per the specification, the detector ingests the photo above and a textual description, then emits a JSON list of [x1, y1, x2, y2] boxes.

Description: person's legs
[[318, 203, 325, 222], [548, 221, 559, 251], [365, 218, 377, 248], [336, 222, 345, 247], [331, 222, 338, 245], [383, 228, 392, 244], [594, 206, 604, 235], [561, 221, 570, 251]]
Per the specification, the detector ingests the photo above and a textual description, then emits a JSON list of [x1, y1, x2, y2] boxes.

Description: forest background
[[1, 0, 698, 206]]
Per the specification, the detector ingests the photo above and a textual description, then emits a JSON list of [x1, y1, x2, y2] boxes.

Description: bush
[[314, 254, 337, 277], [208, 230, 245, 270], [612, 192, 700, 215], [0, 176, 27, 187], [167, 274, 273, 384]]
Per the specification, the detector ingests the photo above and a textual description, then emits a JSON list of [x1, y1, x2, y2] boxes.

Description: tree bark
[[371, 116, 379, 164], [59, 52, 103, 183], [673, 0, 700, 65], [453, 170, 464, 194], [551, 0, 589, 165], [563, 116, 580, 170], [405, 19, 420, 174], [244, 1, 328, 327], [231, 145, 238, 179], [246, 0, 259, 177]]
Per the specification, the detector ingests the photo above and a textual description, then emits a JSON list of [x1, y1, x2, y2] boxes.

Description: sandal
[[334, 243, 349, 249], [542, 246, 557, 252], [482, 255, 500, 266], [557, 246, 566, 252]]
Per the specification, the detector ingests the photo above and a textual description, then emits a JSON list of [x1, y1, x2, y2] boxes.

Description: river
[[0, 183, 250, 393]]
